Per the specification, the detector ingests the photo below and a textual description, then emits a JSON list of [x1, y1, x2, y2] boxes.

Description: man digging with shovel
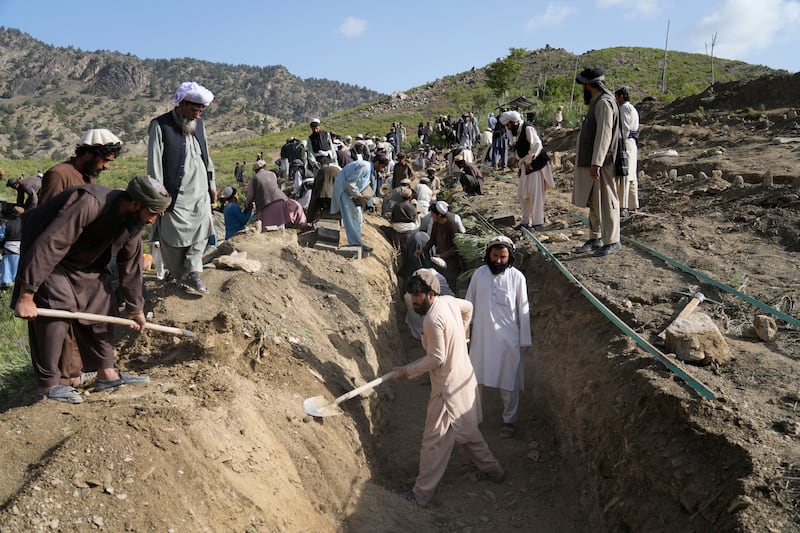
[[13, 176, 171, 404], [392, 270, 505, 506]]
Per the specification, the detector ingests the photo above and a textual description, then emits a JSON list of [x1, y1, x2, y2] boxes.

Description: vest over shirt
[[155, 112, 210, 208]]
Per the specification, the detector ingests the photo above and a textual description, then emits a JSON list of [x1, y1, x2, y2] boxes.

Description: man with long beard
[[393, 270, 505, 506], [572, 67, 622, 257], [12, 176, 171, 403], [148, 81, 217, 295], [465, 236, 532, 439], [37, 128, 124, 388]]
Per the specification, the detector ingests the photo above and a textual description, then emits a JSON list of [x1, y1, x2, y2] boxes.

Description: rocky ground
[[0, 74, 799, 532]]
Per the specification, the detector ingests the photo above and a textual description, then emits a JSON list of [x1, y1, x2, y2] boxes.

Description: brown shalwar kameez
[[39, 159, 97, 384], [12, 186, 144, 390], [405, 295, 503, 506]]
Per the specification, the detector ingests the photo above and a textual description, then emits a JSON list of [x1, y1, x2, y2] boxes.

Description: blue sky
[[2, 0, 798, 94]]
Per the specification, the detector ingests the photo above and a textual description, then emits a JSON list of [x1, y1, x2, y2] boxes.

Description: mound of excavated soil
[[2, 72, 800, 532]]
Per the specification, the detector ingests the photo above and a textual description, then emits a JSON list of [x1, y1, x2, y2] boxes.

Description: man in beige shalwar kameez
[[394, 270, 505, 506], [571, 67, 622, 257]]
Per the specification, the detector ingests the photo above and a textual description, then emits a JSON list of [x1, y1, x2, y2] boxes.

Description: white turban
[[499, 110, 522, 125], [172, 81, 214, 106]]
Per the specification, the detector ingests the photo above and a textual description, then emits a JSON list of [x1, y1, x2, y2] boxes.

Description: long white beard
[[179, 117, 197, 136]]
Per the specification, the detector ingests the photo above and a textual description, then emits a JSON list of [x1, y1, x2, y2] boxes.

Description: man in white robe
[[615, 87, 640, 213], [500, 110, 555, 231], [394, 270, 505, 506], [465, 236, 531, 439]]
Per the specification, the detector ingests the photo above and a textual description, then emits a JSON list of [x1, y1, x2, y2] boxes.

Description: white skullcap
[[310, 118, 321, 126], [499, 110, 522, 125], [431, 201, 449, 215], [253, 159, 267, 171], [486, 235, 515, 252], [172, 81, 214, 106], [77, 128, 122, 147]]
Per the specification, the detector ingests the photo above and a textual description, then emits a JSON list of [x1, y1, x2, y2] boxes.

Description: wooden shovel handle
[[331, 371, 397, 407], [35, 308, 195, 338]]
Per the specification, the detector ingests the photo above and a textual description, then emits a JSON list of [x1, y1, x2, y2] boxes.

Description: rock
[[753, 315, 778, 341], [732, 175, 745, 187], [698, 171, 708, 180], [762, 170, 774, 186], [786, 390, 800, 402], [793, 176, 800, 188], [711, 169, 723, 180], [527, 450, 541, 462], [727, 495, 753, 513], [547, 233, 571, 243], [665, 312, 731, 365], [668, 169, 678, 179], [790, 109, 798, 118], [92, 516, 105, 527], [214, 252, 261, 273]]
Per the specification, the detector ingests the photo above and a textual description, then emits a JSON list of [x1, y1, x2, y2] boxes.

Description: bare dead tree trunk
[[661, 20, 670, 94], [706, 32, 717, 87]]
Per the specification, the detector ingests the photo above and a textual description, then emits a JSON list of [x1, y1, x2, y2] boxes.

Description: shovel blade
[[303, 395, 343, 418]]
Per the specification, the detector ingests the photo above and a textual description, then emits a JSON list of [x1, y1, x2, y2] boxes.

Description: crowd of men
[[1, 65, 641, 505]]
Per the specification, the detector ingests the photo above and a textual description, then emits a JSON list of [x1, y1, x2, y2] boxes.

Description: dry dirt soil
[[1, 74, 799, 533]]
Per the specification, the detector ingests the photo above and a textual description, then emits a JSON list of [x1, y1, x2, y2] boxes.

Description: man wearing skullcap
[[572, 67, 622, 257], [465, 236, 532, 439], [500, 110, 555, 231], [393, 271, 505, 506], [35, 128, 125, 387], [12, 176, 170, 403], [39, 129, 123, 206], [307, 118, 337, 170], [148, 81, 217, 295]]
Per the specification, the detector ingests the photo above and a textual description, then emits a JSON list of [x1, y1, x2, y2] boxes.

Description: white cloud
[[524, 2, 577, 31], [693, 0, 800, 59], [596, 0, 663, 17], [338, 16, 367, 38]]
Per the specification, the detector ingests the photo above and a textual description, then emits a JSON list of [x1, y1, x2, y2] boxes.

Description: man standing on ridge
[[572, 67, 622, 257], [615, 87, 640, 215], [147, 81, 217, 295]]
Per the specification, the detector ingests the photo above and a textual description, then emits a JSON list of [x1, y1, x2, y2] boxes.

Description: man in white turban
[[148, 81, 217, 295], [500, 111, 555, 231]]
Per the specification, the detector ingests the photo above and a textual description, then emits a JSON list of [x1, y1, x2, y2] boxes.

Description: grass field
[[0, 290, 31, 404]]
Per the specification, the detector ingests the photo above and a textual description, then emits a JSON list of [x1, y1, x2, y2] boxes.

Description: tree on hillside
[[485, 48, 525, 99]]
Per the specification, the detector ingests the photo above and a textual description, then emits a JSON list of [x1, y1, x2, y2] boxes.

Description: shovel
[[303, 370, 396, 418], [35, 308, 196, 338]]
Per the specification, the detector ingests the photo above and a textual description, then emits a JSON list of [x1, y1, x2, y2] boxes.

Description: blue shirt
[[223, 201, 252, 239]]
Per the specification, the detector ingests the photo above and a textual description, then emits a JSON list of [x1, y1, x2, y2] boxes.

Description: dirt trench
[[345, 247, 756, 532], [0, 225, 766, 532]]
